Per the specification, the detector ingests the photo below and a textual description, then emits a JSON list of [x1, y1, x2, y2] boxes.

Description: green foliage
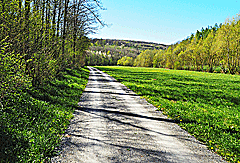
[[0, 37, 30, 104], [87, 39, 167, 66], [0, 68, 89, 162], [134, 49, 157, 67], [87, 44, 139, 66], [0, 0, 102, 161], [153, 50, 165, 68], [0, 0, 103, 86], [96, 66, 240, 163], [117, 56, 134, 66], [117, 16, 240, 75]]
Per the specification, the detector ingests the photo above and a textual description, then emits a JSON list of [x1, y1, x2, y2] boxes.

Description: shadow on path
[[75, 106, 203, 144], [69, 134, 174, 163]]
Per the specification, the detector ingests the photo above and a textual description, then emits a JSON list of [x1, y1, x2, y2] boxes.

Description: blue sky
[[89, 0, 240, 45]]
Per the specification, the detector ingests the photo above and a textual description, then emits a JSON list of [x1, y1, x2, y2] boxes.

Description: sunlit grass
[[96, 66, 240, 163]]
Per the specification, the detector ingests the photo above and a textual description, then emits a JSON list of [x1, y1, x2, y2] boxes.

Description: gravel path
[[51, 67, 226, 163]]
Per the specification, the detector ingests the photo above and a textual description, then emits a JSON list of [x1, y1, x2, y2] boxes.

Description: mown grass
[[96, 66, 240, 163], [0, 67, 89, 162]]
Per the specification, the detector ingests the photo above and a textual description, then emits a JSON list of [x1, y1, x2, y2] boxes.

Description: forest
[[0, 0, 103, 161], [117, 15, 240, 75], [1, 0, 104, 88]]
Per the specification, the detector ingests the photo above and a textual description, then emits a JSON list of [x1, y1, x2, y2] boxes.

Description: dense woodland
[[117, 15, 240, 75], [1, 0, 103, 161], [1, 0, 104, 89], [0, 0, 106, 107]]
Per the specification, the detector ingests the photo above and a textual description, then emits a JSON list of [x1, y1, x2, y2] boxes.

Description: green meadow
[[1, 68, 89, 162], [96, 66, 240, 162]]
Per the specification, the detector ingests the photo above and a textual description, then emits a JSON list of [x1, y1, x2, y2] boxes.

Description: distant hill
[[86, 38, 168, 66], [90, 38, 168, 50]]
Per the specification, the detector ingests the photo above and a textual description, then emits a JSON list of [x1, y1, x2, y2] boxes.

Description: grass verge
[[0, 67, 89, 162], [96, 66, 240, 163]]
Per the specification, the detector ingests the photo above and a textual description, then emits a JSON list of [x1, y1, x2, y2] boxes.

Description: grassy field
[[1, 68, 89, 162], [96, 66, 240, 163]]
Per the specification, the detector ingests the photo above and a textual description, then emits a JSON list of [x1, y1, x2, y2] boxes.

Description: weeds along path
[[52, 67, 226, 163]]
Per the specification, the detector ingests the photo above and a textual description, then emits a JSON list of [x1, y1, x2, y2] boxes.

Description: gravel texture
[[51, 67, 227, 163]]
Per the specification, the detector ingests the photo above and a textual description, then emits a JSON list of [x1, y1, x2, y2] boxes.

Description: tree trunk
[[62, 0, 69, 56]]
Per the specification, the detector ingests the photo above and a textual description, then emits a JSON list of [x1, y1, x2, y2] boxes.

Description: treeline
[[118, 15, 240, 74], [1, 0, 103, 89], [85, 39, 167, 66], [91, 38, 167, 50], [86, 41, 139, 66], [1, 0, 103, 161], [1, 0, 104, 103]]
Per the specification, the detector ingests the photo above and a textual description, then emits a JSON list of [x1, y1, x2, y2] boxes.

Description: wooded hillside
[[86, 38, 168, 66]]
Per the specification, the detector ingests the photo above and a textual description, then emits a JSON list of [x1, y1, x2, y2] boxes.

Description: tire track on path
[[52, 67, 226, 163]]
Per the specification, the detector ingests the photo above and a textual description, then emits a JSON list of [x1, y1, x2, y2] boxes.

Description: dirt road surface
[[52, 67, 226, 163]]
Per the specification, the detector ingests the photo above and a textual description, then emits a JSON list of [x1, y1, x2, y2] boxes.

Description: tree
[[0, 0, 105, 86], [212, 15, 240, 74], [134, 49, 157, 67], [117, 56, 134, 66], [201, 30, 216, 72], [153, 50, 164, 68]]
